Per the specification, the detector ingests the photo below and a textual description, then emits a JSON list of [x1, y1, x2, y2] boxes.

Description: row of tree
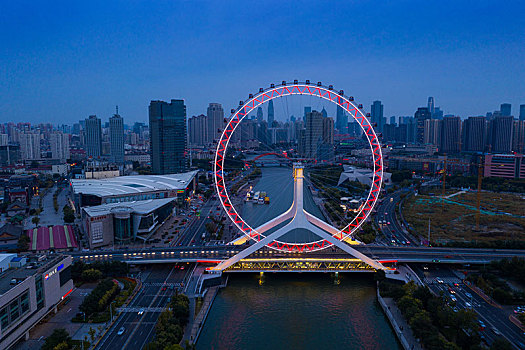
[[71, 260, 129, 282], [144, 294, 192, 350], [380, 281, 483, 350], [79, 279, 120, 317]]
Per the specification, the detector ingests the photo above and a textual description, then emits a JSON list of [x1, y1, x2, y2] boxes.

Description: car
[[117, 327, 125, 336], [465, 302, 472, 308], [423, 265, 429, 270], [449, 288, 456, 294], [450, 295, 457, 302], [161, 286, 167, 291], [138, 309, 144, 315], [465, 292, 472, 298], [453, 282, 460, 287], [436, 278, 444, 284], [491, 327, 501, 336]]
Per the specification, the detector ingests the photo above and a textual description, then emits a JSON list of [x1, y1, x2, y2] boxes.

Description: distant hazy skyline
[[1, 1, 524, 124]]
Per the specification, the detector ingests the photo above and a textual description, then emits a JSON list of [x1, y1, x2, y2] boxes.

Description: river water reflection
[[197, 273, 401, 350]]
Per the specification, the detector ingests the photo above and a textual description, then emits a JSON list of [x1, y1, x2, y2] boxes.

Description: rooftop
[[70, 171, 198, 197], [0, 254, 66, 296], [83, 197, 176, 217]]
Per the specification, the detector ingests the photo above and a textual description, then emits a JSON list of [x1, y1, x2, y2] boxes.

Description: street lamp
[[110, 301, 116, 322]]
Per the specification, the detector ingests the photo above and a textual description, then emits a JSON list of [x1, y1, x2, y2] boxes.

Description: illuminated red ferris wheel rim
[[214, 81, 383, 252]]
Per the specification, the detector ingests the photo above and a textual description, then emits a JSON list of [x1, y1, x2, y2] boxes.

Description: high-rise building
[[85, 115, 102, 158], [423, 119, 441, 146], [427, 97, 435, 116], [489, 116, 514, 153], [109, 112, 124, 164], [414, 107, 431, 144], [336, 105, 347, 132], [519, 104, 525, 121], [440, 116, 462, 153], [500, 103, 511, 117], [207, 103, 224, 144], [321, 107, 328, 119], [0, 134, 8, 146], [463, 116, 487, 152], [268, 100, 275, 126], [188, 114, 208, 146], [149, 99, 187, 174], [389, 116, 396, 125], [371, 101, 384, 132], [19, 133, 40, 160], [433, 107, 444, 119], [49, 132, 70, 162], [304, 106, 311, 120], [256, 107, 263, 123], [512, 120, 525, 154], [304, 111, 324, 159]]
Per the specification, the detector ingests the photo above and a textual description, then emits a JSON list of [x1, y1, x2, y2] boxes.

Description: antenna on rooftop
[[116, 105, 119, 115]]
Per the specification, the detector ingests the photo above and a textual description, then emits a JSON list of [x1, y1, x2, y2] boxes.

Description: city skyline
[[1, 1, 525, 124]]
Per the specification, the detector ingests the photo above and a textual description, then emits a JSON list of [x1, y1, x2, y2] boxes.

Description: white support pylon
[[211, 163, 386, 271]]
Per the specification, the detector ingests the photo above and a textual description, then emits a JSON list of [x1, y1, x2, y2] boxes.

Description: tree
[[53, 341, 70, 350], [17, 234, 30, 251], [32, 216, 40, 226], [42, 328, 71, 350], [490, 337, 513, 350], [81, 268, 103, 282], [64, 211, 75, 223], [88, 327, 96, 342]]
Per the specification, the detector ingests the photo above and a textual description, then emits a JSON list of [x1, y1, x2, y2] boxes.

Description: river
[[198, 166, 400, 350], [197, 273, 400, 350]]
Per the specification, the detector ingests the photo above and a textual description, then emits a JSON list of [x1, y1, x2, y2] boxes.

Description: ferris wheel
[[213, 81, 383, 253]]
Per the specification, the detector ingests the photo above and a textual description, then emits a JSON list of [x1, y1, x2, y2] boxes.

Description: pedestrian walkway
[[378, 291, 423, 350], [187, 286, 219, 344]]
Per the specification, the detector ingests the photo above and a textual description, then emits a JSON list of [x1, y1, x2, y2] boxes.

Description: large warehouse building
[[70, 171, 198, 208], [81, 198, 176, 249]]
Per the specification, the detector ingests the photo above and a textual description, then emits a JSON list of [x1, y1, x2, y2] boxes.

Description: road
[[375, 188, 417, 246], [95, 264, 192, 350], [413, 265, 525, 349], [173, 197, 220, 247]]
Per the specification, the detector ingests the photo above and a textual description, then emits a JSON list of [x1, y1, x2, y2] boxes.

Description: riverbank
[[377, 286, 422, 350]]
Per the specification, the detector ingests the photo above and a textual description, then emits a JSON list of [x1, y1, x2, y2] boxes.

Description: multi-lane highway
[[95, 264, 192, 350], [413, 265, 525, 349], [173, 197, 220, 247], [73, 245, 525, 266]]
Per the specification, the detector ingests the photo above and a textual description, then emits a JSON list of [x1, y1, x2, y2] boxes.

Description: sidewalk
[[186, 286, 219, 344], [378, 290, 423, 350]]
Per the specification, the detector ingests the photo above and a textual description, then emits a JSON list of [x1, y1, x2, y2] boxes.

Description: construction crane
[[476, 155, 484, 230]]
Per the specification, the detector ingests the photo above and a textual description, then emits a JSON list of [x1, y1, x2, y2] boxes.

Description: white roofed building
[[70, 171, 198, 208]]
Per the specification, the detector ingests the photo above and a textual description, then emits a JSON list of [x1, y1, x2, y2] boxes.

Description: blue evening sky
[[1, 0, 524, 124]]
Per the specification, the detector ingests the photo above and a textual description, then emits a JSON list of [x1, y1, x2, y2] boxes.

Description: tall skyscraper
[[500, 103, 511, 117], [304, 106, 311, 120], [371, 101, 384, 132], [304, 111, 324, 159], [427, 97, 435, 116], [463, 116, 487, 152], [256, 107, 263, 123], [336, 105, 347, 132], [490, 116, 514, 153], [321, 107, 328, 119], [389, 116, 396, 125], [207, 103, 224, 144], [267, 100, 275, 126], [188, 114, 208, 146], [519, 104, 525, 121], [109, 111, 124, 164], [414, 107, 431, 144], [440, 116, 462, 153], [19, 133, 40, 160], [85, 115, 102, 158], [149, 99, 187, 174], [50, 131, 70, 162], [511, 120, 525, 153], [423, 119, 441, 146]]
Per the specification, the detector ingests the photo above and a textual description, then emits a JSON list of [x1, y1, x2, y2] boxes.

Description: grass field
[[403, 191, 525, 244]]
